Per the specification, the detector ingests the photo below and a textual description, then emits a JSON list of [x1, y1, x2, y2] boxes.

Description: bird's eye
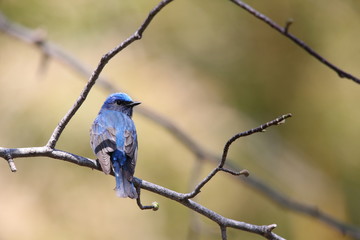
[[115, 100, 124, 105]]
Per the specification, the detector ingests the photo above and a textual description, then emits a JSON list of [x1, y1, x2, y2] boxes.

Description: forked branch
[[182, 114, 292, 200]]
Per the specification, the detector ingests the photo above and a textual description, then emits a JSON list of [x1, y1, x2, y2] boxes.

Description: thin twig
[[221, 168, 249, 176], [220, 114, 292, 168], [284, 18, 293, 34], [135, 184, 159, 211], [4, 149, 17, 172], [229, 0, 360, 84], [220, 225, 227, 240], [182, 114, 292, 200]]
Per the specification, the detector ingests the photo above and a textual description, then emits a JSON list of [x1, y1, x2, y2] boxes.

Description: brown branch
[[229, 0, 360, 84]]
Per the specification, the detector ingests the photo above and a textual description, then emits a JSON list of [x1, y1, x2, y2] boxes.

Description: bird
[[90, 92, 140, 199]]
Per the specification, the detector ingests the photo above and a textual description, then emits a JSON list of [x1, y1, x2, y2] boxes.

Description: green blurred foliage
[[0, 0, 360, 239]]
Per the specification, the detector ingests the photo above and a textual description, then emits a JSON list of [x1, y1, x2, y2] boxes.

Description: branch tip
[[221, 168, 249, 177], [277, 119, 286, 125], [239, 169, 250, 177], [33, 28, 47, 46], [338, 72, 346, 78], [152, 201, 160, 211], [267, 224, 277, 232], [134, 31, 142, 40], [4, 150, 17, 172], [7, 158, 17, 172], [284, 18, 294, 33]]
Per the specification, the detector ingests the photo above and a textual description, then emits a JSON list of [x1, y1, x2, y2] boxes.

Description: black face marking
[[115, 99, 129, 105]]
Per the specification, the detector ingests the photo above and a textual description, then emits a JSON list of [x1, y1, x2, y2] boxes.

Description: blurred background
[[1, 0, 360, 239]]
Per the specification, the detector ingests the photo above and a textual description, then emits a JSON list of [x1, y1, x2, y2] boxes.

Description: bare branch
[[45, 0, 174, 149], [7, 159, 17, 172], [229, 0, 360, 84], [220, 114, 292, 168], [0, 146, 284, 240], [1, 144, 356, 239], [182, 114, 292, 200], [221, 168, 249, 176], [284, 18, 293, 34], [137, 179, 285, 240], [3, 149, 17, 172], [136, 185, 159, 211], [220, 225, 227, 240]]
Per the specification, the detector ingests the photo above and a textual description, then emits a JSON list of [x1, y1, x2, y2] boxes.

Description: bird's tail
[[114, 168, 138, 199]]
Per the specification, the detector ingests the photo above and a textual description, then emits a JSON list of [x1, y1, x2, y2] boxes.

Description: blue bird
[[90, 93, 140, 199]]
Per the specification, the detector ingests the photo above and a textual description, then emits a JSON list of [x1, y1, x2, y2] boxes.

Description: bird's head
[[102, 93, 141, 117]]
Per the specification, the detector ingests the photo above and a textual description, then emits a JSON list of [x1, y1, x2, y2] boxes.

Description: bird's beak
[[128, 101, 141, 107]]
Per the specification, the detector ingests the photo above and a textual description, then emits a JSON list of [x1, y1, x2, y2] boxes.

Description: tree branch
[[45, 0, 174, 149], [136, 184, 159, 211], [0, 136, 285, 240], [229, 0, 360, 84], [3, 149, 17, 172], [181, 114, 292, 200], [220, 225, 227, 240]]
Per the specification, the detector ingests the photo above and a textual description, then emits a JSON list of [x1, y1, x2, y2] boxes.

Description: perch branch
[[0, 144, 284, 240], [229, 0, 360, 84]]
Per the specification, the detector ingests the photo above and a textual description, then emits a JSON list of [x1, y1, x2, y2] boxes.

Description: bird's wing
[[90, 122, 116, 174], [123, 130, 138, 178]]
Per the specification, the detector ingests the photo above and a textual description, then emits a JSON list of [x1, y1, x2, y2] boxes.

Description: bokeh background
[[1, 0, 360, 239]]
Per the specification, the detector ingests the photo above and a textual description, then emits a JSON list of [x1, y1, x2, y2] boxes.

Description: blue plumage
[[90, 93, 140, 198]]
